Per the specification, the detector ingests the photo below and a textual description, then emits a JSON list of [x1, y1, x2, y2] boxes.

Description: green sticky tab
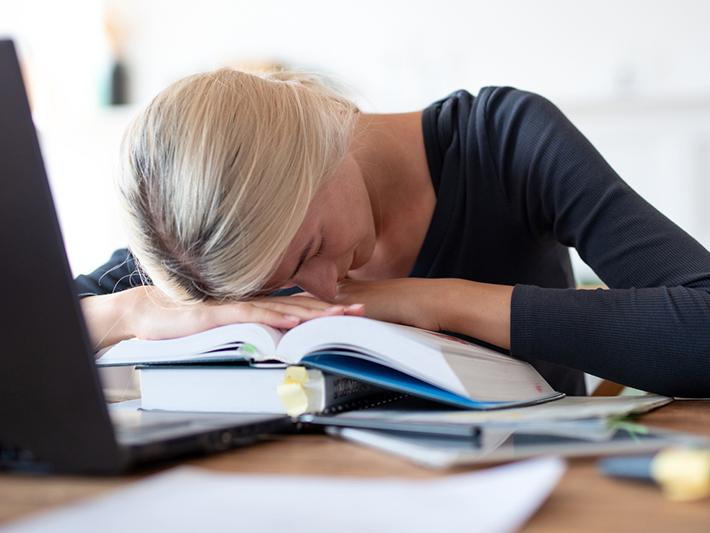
[[608, 416, 649, 443], [240, 343, 257, 356]]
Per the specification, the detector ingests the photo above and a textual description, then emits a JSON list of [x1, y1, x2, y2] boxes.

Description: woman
[[77, 69, 710, 397]]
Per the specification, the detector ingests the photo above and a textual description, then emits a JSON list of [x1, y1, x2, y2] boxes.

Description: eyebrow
[[289, 237, 314, 281]]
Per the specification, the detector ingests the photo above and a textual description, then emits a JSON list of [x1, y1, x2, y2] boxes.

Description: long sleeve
[[484, 87, 710, 397], [74, 248, 147, 297]]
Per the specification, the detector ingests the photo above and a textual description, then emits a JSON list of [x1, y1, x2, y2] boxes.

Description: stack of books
[[97, 316, 563, 415]]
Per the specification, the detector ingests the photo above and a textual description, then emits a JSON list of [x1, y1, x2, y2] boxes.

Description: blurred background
[[1, 0, 710, 285]]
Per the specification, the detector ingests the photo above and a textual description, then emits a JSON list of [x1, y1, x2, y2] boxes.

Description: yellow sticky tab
[[652, 448, 710, 501], [277, 366, 311, 416]]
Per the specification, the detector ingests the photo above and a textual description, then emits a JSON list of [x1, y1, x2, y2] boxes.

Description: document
[[2, 458, 565, 533]]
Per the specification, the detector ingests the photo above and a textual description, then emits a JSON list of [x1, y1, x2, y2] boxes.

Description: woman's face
[[264, 153, 377, 301]]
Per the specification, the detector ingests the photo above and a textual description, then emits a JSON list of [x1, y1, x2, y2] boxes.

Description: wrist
[[436, 278, 470, 332], [436, 278, 513, 349], [81, 288, 140, 350]]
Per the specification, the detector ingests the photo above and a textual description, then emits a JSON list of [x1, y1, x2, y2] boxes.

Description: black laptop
[[0, 39, 292, 474]]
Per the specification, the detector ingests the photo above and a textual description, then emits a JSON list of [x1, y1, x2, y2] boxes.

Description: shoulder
[[426, 86, 552, 112], [424, 86, 560, 135]]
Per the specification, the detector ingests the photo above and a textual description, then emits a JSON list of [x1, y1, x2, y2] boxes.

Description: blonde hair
[[118, 68, 358, 302]]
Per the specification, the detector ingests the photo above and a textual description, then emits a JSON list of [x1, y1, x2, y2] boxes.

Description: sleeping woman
[[76, 69, 710, 397]]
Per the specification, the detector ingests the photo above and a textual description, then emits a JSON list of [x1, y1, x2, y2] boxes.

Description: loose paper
[[2, 458, 565, 533]]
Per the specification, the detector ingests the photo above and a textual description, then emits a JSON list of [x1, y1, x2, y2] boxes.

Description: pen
[[598, 448, 710, 501]]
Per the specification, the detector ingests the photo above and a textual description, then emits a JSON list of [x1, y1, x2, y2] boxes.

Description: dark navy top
[[76, 87, 710, 397]]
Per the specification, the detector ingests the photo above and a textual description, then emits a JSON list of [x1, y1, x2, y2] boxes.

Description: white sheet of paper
[[2, 458, 565, 533]]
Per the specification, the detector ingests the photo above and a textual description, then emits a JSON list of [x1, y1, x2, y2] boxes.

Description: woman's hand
[[81, 285, 365, 351], [334, 278, 513, 349]]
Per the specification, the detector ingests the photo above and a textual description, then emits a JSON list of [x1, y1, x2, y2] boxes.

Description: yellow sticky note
[[277, 366, 310, 416]]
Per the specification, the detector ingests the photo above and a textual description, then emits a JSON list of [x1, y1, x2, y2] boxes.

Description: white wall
[[113, 0, 710, 110], [563, 97, 710, 282], [1, 0, 709, 281]]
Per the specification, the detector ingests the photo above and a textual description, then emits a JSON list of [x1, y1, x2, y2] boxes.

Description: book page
[[96, 323, 283, 366], [277, 316, 466, 395]]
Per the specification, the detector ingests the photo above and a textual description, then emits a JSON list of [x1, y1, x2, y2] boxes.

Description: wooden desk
[[1, 401, 709, 532]]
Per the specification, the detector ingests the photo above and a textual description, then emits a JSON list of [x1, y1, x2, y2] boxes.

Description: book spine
[[277, 366, 402, 416], [320, 374, 404, 414]]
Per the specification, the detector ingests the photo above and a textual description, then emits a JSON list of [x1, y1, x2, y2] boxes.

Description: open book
[[97, 316, 563, 409]]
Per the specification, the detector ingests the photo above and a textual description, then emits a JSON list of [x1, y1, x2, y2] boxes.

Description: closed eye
[[282, 236, 324, 289]]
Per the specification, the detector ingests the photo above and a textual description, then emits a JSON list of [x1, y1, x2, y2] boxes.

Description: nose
[[294, 258, 338, 302]]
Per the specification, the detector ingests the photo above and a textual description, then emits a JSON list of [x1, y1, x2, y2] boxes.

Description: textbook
[[137, 364, 397, 416], [98, 316, 563, 409]]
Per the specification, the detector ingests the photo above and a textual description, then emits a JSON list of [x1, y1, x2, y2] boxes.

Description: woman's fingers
[[343, 303, 366, 315]]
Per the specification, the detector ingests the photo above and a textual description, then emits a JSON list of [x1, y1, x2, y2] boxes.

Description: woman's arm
[[81, 286, 367, 351], [335, 278, 513, 349], [339, 88, 710, 398], [80, 289, 138, 350], [482, 88, 710, 397], [77, 250, 366, 350], [81, 285, 364, 351]]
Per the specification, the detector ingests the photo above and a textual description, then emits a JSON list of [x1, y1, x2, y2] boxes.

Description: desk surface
[[1, 400, 709, 532]]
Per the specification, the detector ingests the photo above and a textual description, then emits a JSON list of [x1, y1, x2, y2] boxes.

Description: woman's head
[[119, 67, 359, 302]]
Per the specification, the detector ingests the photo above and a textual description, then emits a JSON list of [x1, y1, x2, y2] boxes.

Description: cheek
[[330, 197, 370, 252], [321, 155, 375, 258], [354, 185, 376, 245], [333, 204, 375, 272]]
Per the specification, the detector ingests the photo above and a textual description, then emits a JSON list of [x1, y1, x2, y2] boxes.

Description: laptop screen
[[0, 39, 123, 472]]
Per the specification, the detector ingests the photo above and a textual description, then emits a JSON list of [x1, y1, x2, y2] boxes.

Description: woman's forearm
[[80, 290, 138, 351], [80, 285, 366, 353], [438, 279, 513, 350], [333, 277, 513, 349]]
